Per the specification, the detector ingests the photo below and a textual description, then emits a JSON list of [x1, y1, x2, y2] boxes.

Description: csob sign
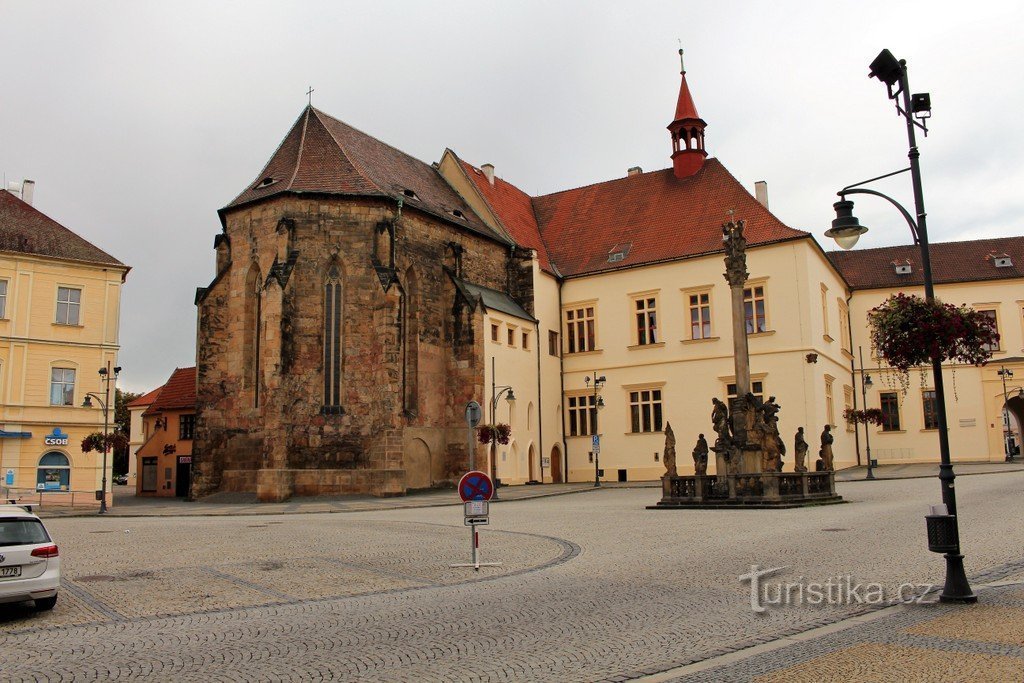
[[43, 428, 70, 447]]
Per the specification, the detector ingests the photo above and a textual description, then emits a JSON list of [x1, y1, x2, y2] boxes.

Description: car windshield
[[0, 518, 51, 546]]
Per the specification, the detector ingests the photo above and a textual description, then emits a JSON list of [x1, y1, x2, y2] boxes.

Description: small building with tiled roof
[[126, 385, 163, 487], [0, 182, 129, 508], [135, 367, 197, 498], [194, 54, 1023, 500]]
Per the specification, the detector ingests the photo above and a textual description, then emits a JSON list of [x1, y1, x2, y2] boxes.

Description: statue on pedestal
[[711, 398, 731, 450], [692, 433, 709, 476], [794, 427, 809, 473], [662, 422, 677, 478], [819, 424, 835, 470], [753, 395, 784, 472]]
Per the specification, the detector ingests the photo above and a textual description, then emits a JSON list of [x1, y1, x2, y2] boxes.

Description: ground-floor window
[[36, 452, 70, 491], [922, 390, 938, 430], [142, 457, 158, 492], [880, 392, 901, 431]]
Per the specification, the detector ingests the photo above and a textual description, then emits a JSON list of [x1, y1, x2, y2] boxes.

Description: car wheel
[[35, 595, 57, 611]]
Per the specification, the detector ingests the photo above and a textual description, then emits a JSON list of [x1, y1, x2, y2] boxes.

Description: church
[[193, 55, 1024, 501]]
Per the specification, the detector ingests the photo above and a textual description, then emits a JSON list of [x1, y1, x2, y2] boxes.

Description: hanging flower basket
[[81, 431, 130, 453], [477, 423, 512, 445], [843, 408, 885, 427], [867, 294, 998, 373]]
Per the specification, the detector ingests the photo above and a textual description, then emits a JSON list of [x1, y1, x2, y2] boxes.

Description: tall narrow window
[[243, 265, 262, 407], [839, 302, 851, 352], [629, 389, 663, 433], [634, 297, 657, 345], [179, 414, 196, 440], [880, 392, 901, 431], [567, 395, 597, 436], [548, 330, 559, 357], [56, 286, 81, 325], [978, 310, 999, 351], [324, 265, 343, 408], [922, 390, 938, 430], [404, 267, 419, 414], [0, 280, 8, 318], [743, 285, 767, 334], [824, 377, 835, 426], [820, 285, 830, 339], [844, 386, 855, 432], [689, 292, 712, 339], [50, 368, 76, 406], [565, 305, 596, 353]]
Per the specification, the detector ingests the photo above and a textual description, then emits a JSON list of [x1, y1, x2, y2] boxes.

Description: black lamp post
[[826, 49, 976, 603], [489, 357, 516, 499], [997, 367, 1015, 462], [858, 346, 875, 480], [584, 373, 606, 487], [82, 362, 121, 514]]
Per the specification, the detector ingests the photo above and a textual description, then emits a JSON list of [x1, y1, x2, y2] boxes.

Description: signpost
[[465, 401, 482, 470], [451, 470, 501, 571]]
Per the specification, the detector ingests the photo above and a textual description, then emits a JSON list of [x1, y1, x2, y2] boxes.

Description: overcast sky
[[2, 1, 1021, 392]]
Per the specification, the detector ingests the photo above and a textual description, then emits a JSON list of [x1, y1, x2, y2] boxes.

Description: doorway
[[549, 445, 562, 483], [175, 457, 192, 497]]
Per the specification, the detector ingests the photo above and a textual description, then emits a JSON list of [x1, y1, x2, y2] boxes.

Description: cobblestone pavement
[[1, 470, 1023, 681]]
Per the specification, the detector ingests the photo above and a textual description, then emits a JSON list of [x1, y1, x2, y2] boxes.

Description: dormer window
[[991, 253, 1013, 268], [893, 260, 912, 275], [608, 243, 632, 264], [402, 188, 419, 200], [256, 176, 276, 189], [450, 209, 466, 220]]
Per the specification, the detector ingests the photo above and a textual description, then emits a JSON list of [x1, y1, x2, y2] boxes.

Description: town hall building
[[193, 56, 1023, 501]]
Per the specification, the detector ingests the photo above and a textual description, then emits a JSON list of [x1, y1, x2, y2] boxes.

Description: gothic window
[[404, 267, 419, 414], [243, 264, 262, 408], [323, 265, 343, 408]]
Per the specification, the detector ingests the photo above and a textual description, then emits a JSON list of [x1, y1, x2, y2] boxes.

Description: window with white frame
[[839, 301, 851, 352], [978, 309, 999, 351], [688, 291, 712, 340], [634, 296, 658, 345], [567, 394, 597, 436], [50, 367, 76, 406], [0, 279, 7, 318], [825, 376, 835, 426], [565, 305, 596, 353], [56, 286, 81, 325], [743, 285, 767, 334], [629, 388, 663, 433], [821, 285, 830, 339], [844, 386, 855, 432]]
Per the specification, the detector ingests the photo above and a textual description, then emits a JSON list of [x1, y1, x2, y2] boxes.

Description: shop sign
[[43, 428, 70, 446], [178, 456, 192, 464]]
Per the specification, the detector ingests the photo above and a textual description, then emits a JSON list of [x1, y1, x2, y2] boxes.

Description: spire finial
[[678, 41, 685, 74], [306, 86, 315, 107]]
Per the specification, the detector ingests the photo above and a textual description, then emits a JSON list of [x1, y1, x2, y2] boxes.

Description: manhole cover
[[821, 528, 849, 532]]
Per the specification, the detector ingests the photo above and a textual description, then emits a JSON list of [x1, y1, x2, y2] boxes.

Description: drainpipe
[[557, 277, 569, 482], [846, 293, 862, 467], [535, 315, 543, 483]]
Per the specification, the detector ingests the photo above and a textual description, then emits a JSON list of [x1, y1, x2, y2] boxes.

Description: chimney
[[754, 180, 768, 208], [480, 163, 495, 186], [627, 166, 643, 177], [21, 180, 35, 206]]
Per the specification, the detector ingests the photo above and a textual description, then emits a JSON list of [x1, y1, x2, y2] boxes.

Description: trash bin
[[925, 514, 959, 553]]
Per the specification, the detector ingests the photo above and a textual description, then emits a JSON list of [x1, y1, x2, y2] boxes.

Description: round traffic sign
[[458, 470, 493, 502]]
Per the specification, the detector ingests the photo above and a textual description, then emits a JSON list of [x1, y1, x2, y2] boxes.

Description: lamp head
[[82, 395, 94, 408], [596, 395, 605, 410], [98, 367, 108, 376], [868, 49, 903, 86], [826, 199, 868, 250], [505, 389, 516, 405], [864, 374, 873, 388], [113, 366, 122, 375]]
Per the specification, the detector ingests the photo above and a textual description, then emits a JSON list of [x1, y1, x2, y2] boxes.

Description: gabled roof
[[827, 237, 1024, 291], [454, 156, 555, 274], [0, 190, 125, 268], [532, 159, 808, 278], [127, 386, 163, 409], [223, 107, 507, 244], [144, 367, 197, 415], [451, 276, 535, 322]]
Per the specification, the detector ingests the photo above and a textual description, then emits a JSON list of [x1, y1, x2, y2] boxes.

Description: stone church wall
[[193, 194, 521, 501]]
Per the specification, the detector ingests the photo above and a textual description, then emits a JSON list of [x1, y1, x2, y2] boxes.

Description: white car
[[0, 504, 60, 611]]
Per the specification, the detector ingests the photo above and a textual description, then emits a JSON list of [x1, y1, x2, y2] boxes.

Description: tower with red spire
[[668, 49, 707, 179]]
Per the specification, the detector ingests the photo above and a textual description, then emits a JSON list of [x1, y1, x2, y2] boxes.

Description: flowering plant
[[867, 294, 998, 373], [81, 431, 130, 453], [477, 424, 512, 445], [843, 408, 885, 427]]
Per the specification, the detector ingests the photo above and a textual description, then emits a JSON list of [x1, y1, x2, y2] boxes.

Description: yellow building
[[0, 183, 129, 507]]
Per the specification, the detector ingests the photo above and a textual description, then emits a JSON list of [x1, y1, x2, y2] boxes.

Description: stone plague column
[[722, 219, 755, 475]]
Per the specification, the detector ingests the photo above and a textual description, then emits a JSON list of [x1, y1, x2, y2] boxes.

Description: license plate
[[0, 566, 21, 578]]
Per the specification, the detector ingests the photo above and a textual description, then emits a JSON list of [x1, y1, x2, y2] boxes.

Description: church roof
[[454, 157, 556, 275], [673, 71, 701, 123], [531, 159, 808, 278], [223, 108, 507, 244], [827, 236, 1024, 290], [0, 190, 125, 268]]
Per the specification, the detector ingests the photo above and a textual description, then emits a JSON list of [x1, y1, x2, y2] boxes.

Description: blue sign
[[44, 428, 70, 446], [0, 429, 32, 439], [4, 469, 13, 486], [592, 434, 600, 447], [459, 471, 494, 502]]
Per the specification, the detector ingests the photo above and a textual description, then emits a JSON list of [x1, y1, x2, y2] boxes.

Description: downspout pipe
[[846, 293, 861, 467]]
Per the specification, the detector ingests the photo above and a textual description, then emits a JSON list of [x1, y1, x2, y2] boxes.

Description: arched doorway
[[549, 444, 563, 483], [528, 443, 537, 482], [1003, 393, 1024, 458], [405, 438, 431, 490], [37, 452, 71, 492]]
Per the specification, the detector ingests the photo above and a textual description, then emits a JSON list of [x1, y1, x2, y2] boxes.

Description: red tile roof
[[144, 367, 196, 414], [127, 386, 163, 409], [455, 157, 555, 274], [531, 159, 808, 277], [223, 108, 507, 245], [827, 237, 1024, 290], [0, 190, 125, 268]]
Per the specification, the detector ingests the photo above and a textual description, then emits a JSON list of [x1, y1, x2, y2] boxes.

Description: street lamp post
[[81, 361, 121, 514], [858, 346, 875, 480], [825, 49, 976, 603], [489, 357, 516, 500], [584, 372, 605, 487], [998, 367, 1014, 462]]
